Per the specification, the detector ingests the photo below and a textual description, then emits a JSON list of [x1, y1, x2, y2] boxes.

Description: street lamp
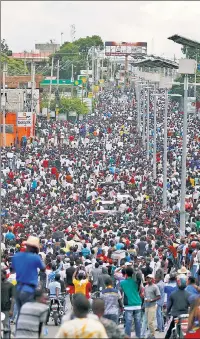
[[168, 34, 200, 236], [178, 59, 196, 236]]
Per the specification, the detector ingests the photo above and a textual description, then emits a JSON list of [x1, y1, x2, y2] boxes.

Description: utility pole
[[30, 61, 35, 136], [56, 59, 60, 121], [163, 88, 168, 207], [47, 56, 54, 121], [137, 84, 141, 136], [101, 58, 104, 80], [180, 74, 188, 237], [61, 32, 63, 46], [56, 59, 60, 92], [71, 63, 74, 98], [2, 62, 7, 147], [86, 53, 89, 97], [92, 46, 95, 93]]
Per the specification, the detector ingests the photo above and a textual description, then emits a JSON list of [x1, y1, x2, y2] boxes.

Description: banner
[[105, 41, 147, 56], [17, 112, 33, 127]]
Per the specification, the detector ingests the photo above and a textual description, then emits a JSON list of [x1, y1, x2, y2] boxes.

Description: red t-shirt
[[85, 281, 92, 299], [51, 167, 57, 175], [43, 160, 49, 168]]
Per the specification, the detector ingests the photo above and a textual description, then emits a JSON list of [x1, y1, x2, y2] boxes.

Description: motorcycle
[[47, 294, 66, 326]]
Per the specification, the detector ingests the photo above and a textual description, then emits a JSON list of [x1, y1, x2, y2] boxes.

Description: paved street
[[46, 323, 165, 338], [45, 295, 165, 338]]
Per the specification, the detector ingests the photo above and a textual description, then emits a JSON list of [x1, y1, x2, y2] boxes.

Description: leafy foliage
[[1, 39, 12, 56], [1, 54, 28, 76], [41, 96, 89, 116], [50, 35, 104, 79]]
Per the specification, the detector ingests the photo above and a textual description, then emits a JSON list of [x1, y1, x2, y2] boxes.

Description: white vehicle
[[116, 194, 134, 202]]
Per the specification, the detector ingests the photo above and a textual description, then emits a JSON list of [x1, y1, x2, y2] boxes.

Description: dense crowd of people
[[1, 84, 200, 339]]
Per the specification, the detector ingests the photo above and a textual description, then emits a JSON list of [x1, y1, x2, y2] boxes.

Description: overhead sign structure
[[17, 112, 33, 127], [40, 79, 82, 86], [105, 41, 147, 56]]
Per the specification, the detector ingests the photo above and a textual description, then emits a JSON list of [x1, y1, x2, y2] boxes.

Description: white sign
[[80, 70, 92, 75], [17, 112, 33, 127], [69, 111, 77, 117], [42, 108, 48, 117]]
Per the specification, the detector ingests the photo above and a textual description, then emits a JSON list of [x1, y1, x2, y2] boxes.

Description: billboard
[[105, 41, 147, 56], [17, 112, 33, 127]]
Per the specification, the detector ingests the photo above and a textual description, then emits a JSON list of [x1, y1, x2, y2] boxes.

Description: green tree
[[50, 35, 104, 79], [171, 46, 200, 101], [41, 96, 89, 118], [59, 97, 89, 116], [1, 54, 28, 75], [1, 39, 12, 56]]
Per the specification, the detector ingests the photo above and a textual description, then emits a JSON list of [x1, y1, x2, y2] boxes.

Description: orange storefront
[[0, 112, 33, 147]]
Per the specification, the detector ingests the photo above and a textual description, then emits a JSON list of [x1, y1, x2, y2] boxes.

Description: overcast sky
[[2, 1, 200, 59]]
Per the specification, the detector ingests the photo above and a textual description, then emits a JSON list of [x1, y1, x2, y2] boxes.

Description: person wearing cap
[[12, 236, 45, 318], [143, 274, 161, 339]]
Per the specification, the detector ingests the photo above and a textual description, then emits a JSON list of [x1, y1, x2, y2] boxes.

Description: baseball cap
[[146, 274, 154, 279]]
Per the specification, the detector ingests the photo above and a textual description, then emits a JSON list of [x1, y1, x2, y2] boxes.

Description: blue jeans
[[141, 311, 148, 338], [156, 305, 164, 332], [15, 288, 35, 325], [11, 302, 18, 322], [104, 314, 118, 324], [125, 309, 141, 338]]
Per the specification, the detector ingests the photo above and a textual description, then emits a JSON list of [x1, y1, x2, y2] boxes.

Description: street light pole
[[163, 87, 168, 207], [137, 84, 141, 136], [2, 62, 7, 147], [30, 61, 35, 136], [146, 87, 150, 160], [153, 93, 157, 180], [142, 90, 146, 147], [47, 56, 54, 121], [180, 74, 188, 237], [71, 63, 74, 98]]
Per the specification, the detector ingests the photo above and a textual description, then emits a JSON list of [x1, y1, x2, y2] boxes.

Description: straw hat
[[25, 236, 40, 250], [177, 266, 188, 275]]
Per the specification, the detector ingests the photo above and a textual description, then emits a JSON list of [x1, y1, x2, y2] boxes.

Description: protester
[[92, 298, 126, 339], [1, 86, 200, 338], [1, 269, 15, 339], [144, 274, 161, 339], [12, 236, 45, 315], [15, 288, 48, 338], [55, 294, 108, 338]]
